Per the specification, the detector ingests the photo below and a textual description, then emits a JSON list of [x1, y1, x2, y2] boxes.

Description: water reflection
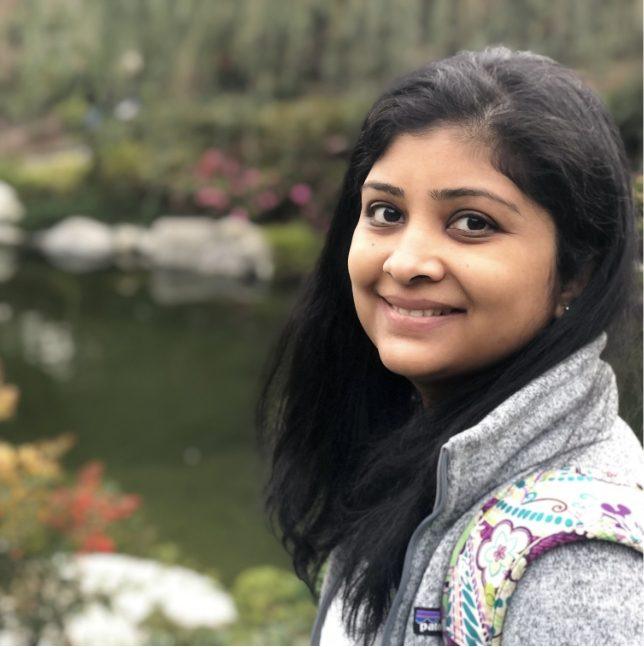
[[20, 310, 76, 381], [148, 269, 269, 306], [0, 303, 13, 324], [0, 247, 17, 283]]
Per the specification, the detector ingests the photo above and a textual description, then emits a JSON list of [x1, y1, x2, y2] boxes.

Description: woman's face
[[348, 127, 568, 403]]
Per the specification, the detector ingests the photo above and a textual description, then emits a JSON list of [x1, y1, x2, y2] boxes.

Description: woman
[[256, 47, 643, 645]]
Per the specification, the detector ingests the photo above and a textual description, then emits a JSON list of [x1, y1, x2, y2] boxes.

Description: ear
[[554, 264, 592, 318]]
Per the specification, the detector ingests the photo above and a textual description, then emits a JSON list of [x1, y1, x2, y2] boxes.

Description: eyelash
[[364, 202, 499, 235]]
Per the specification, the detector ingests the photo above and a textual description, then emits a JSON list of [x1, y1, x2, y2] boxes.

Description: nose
[[382, 230, 447, 284]]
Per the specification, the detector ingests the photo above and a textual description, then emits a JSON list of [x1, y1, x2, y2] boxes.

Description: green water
[[1, 258, 641, 587], [0, 259, 296, 585]]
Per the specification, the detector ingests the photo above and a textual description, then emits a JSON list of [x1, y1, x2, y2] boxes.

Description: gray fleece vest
[[311, 333, 644, 645]]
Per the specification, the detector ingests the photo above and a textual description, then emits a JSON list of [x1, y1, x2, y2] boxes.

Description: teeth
[[391, 304, 454, 317]]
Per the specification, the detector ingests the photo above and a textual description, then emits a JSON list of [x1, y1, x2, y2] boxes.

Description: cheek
[[348, 232, 383, 335], [348, 230, 379, 288], [466, 245, 557, 323]]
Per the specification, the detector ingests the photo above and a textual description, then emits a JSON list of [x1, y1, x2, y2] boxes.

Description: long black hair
[[256, 46, 637, 643]]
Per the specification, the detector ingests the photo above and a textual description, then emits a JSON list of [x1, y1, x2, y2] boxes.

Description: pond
[[1, 254, 641, 587], [0, 255, 297, 585]]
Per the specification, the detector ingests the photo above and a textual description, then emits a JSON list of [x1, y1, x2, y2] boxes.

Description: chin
[[376, 346, 454, 381]]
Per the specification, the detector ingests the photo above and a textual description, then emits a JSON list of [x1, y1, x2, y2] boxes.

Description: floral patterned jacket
[[312, 333, 644, 645]]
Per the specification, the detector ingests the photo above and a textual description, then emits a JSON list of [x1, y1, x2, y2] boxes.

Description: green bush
[[54, 95, 91, 131], [0, 94, 360, 229], [98, 139, 151, 187], [224, 565, 316, 645], [0, 149, 91, 196], [263, 221, 324, 283], [139, 93, 362, 222]]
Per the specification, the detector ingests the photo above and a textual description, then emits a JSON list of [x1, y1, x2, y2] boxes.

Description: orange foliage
[[45, 460, 141, 553]]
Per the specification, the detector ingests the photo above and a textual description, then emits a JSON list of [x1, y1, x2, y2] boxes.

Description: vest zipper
[[380, 445, 450, 645]]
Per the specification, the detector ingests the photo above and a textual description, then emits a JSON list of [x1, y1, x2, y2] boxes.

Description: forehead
[[365, 127, 524, 203]]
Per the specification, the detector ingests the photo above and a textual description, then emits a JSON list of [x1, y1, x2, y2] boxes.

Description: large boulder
[[112, 223, 149, 270], [0, 181, 25, 224], [0, 224, 24, 247], [32, 216, 114, 272], [31, 214, 276, 281], [143, 215, 273, 281]]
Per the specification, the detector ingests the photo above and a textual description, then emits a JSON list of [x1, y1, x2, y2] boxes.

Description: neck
[[412, 372, 477, 410]]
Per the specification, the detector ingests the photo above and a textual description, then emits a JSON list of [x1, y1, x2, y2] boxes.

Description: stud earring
[[563, 304, 571, 312]]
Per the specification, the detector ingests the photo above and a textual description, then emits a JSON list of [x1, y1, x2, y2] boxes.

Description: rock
[[0, 181, 25, 224], [20, 311, 75, 381], [32, 216, 114, 272], [31, 214, 275, 281], [112, 223, 149, 270], [143, 215, 273, 281], [0, 224, 24, 247]]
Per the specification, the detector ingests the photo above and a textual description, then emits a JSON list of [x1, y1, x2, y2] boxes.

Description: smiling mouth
[[388, 304, 462, 318], [381, 295, 466, 318]]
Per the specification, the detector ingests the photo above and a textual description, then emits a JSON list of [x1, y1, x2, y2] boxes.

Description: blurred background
[[0, 0, 641, 644]]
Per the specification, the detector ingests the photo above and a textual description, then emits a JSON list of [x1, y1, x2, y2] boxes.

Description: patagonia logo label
[[413, 607, 442, 636]]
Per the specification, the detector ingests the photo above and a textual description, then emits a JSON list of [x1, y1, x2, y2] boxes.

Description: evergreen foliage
[[0, 0, 640, 118]]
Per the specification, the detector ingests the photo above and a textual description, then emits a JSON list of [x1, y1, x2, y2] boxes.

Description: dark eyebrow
[[362, 182, 521, 214], [430, 187, 521, 214], [361, 181, 405, 198]]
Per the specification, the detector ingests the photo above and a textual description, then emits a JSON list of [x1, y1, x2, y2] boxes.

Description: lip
[[379, 297, 465, 332], [380, 295, 466, 312]]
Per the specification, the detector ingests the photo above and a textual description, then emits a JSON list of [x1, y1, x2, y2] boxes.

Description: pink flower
[[242, 168, 262, 188], [255, 190, 280, 211], [222, 158, 241, 177], [289, 183, 312, 206], [196, 149, 225, 179], [196, 187, 230, 210]]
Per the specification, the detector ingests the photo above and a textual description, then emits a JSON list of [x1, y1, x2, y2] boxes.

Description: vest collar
[[441, 333, 616, 522]]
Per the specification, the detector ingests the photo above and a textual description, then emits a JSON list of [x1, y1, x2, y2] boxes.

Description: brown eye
[[449, 213, 497, 235], [368, 204, 403, 226]]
